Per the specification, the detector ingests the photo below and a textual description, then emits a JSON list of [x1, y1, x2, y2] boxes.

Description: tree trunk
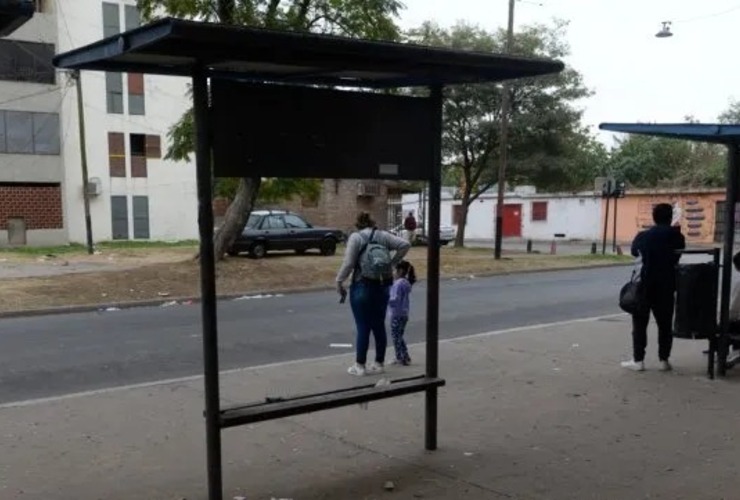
[[454, 197, 471, 248], [208, 1, 264, 261], [213, 177, 261, 260]]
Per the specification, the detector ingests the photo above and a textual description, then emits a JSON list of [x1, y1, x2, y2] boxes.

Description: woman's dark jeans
[[349, 280, 390, 365]]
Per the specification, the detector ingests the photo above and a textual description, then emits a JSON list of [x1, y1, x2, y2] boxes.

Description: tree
[[137, 0, 404, 259], [719, 100, 740, 124], [407, 20, 592, 246], [608, 117, 725, 189]]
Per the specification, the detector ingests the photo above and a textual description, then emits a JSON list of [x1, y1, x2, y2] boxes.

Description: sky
[[398, 0, 740, 147]]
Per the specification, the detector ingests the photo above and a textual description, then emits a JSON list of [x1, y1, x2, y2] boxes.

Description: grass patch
[[0, 247, 633, 313], [0, 240, 198, 257]]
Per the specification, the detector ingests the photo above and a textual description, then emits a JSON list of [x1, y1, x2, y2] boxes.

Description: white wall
[[455, 198, 495, 239], [0, 229, 66, 247], [521, 197, 601, 241], [406, 191, 603, 242], [59, 0, 198, 243]]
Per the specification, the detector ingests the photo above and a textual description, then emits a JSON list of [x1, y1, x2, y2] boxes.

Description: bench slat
[[219, 376, 445, 428]]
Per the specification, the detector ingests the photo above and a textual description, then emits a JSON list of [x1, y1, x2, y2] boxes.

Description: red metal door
[[502, 204, 522, 237]]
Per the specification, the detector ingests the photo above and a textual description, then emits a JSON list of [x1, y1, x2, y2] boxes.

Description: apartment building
[[0, 0, 198, 246]]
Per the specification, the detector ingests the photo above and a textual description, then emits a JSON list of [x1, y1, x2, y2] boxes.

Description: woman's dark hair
[[652, 203, 673, 226], [396, 260, 417, 285], [355, 212, 376, 230]]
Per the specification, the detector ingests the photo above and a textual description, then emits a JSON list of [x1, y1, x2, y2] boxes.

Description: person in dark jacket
[[622, 203, 686, 372]]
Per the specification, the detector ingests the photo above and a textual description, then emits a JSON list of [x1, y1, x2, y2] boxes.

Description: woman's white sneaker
[[347, 363, 366, 376], [659, 360, 673, 372], [620, 360, 645, 372], [367, 362, 385, 374]]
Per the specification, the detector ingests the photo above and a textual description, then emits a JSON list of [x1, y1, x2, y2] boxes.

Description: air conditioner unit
[[85, 177, 102, 196], [357, 182, 381, 197]]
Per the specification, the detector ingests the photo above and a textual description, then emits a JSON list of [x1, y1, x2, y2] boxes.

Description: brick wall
[[0, 183, 63, 230], [278, 179, 389, 233]]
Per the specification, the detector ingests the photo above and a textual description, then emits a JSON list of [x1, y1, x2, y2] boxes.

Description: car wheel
[[227, 249, 239, 257], [320, 238, 337, 256], [441, 240, 450, 246], [295, 248, 307, 255], [250, 242, 267, 259]]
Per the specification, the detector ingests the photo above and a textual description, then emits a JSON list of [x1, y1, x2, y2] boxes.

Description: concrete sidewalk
[[2, 315, 739, 500]]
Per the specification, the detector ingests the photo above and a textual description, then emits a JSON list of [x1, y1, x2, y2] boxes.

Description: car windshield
[[245, 214, 261, 228]]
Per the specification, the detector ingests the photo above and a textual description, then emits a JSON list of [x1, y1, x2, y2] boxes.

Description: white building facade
[[402, 187, 602, 242], [0, 0, 198, 246]]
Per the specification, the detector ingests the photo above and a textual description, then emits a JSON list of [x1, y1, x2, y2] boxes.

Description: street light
[[494, 0, 516, 260], [655, 21, 673, 38]]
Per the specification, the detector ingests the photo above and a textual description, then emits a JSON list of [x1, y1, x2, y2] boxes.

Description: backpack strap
[[354, 228, 378, 276], [359, 228, 377, 256]]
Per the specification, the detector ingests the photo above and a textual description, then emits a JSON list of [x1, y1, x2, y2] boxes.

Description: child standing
[[389, 260, 416, 365]]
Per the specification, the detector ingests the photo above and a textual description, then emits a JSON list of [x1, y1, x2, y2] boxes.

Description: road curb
[[0, 262, 631, 320]]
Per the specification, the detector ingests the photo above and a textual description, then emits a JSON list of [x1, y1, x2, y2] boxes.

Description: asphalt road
[[0, 266, 629, 404]]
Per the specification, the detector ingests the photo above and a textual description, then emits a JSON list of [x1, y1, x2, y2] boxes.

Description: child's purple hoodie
[[389, 277, 412, 318]]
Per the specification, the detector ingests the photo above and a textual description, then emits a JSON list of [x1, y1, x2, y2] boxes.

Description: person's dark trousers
[[631, 289, 675, 362], [349, 280, 390, 365]]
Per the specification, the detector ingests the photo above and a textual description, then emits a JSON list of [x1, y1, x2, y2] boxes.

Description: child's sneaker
[[659, 360, 672, 372], [367, 362, 385, 374], [347, 363, 366, 376], [402, 357, 411, 366], [620, 360, 645, 372]]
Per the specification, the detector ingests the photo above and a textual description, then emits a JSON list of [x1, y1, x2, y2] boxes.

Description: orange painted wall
[[602, 190, 725, 245]]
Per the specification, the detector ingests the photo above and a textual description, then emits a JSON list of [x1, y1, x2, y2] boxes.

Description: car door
[[262, 214, 288, 250], [283, 214, 314, 248]]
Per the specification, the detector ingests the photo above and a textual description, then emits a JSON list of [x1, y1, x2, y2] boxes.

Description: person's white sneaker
[[367, 362, 385, 374], [347, 363, 366, 376], [659, 360, 673, 372], [620, 360, 645, 372]]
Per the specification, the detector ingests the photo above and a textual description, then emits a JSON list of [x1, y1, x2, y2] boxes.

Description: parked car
[[228, 210, 345, 258], [391, 224, 456, 246]]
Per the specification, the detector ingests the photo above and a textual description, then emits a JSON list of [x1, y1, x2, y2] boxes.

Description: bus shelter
[[601, 123, 740, 378], [54, 19, 563, 500]]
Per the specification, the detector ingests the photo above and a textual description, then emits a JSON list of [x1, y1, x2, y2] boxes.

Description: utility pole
[[72, 70, 94, 254], [494, 0, 516, 259]]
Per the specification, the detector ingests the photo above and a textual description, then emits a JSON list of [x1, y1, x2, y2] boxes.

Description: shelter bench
[[219, 375, 446, 428]]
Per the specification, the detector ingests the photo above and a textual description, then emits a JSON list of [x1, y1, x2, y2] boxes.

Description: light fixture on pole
[[655, 21, 673, 38]]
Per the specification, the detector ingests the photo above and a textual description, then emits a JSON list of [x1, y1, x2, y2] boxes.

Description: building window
[[0, 111, 60, 155], [108, 132, 126, 177], [102, 2, 120, 38], [124, 4, 140, 30], [32, 113, 60, 154], [106, 72, 124, 114], [532, 201, 548, 222], [452, 204, 463, 225], [132, 196, 150, 239], [127, 73, 145, 115], [145, 135, 161, 158], [0, 40, 55, 84], [111, 196, 129, 240], [130, 133, 147, 177]]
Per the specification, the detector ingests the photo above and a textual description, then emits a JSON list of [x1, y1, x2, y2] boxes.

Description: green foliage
[[608, 119, 726, 188], [137, 0, 403, 204], [719, 100, 740, 124], [408, 20, 596, 202], [214, 177, 321, 203]]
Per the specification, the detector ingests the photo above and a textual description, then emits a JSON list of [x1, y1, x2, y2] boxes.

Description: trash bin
[[673, 263, 718, 339]]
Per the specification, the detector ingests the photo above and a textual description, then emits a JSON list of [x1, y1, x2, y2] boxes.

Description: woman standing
[[336, 212, 410, 376]]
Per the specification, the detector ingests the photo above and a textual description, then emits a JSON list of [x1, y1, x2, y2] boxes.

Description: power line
[[54, 0, 75, 48], [0, 86, 62, 108], [674, 3, 740, 23]]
